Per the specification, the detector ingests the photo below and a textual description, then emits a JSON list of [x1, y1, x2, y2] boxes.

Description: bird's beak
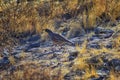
[[43, 29, 46, 31], [41, 29, 45, 33]]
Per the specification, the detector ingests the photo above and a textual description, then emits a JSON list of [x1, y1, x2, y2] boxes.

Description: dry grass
[[0, 38, 120, 80], [1, 0, 120, 35], [0, 60, 68, 80], [1, 38, 120, 80], [1, 0, 120, 80]]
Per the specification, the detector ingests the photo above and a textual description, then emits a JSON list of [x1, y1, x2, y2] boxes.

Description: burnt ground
[[0, 19, 120, 80]]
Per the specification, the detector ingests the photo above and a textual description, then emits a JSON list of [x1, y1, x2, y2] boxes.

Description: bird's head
[[45, 29, 53, 33]]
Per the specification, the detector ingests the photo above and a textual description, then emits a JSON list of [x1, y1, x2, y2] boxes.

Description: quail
[[45, 29, 75, 46]]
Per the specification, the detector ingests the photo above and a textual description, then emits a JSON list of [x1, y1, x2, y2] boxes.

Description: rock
[[12, 49, 22, 56], [9, 66, 16, 73], [106, 59, 120, 72], [62, 13, 72, 20], [66, 21, 85, 38], [75, 69, 85, 76], [93, 27, 114, 40], [115, 66, 120, 72], [88, 36, 100, 41], [59, 0, 64, 2], [54, 19, 63, 29], [68, 51, 78, 61], [0, 57, 10, 69], [61, 27, 70, 36], [69, 62, 74, 67], [92, 33, 113, 39], [116, 16, 120, 21], [64, 70, 84, 80], [19, 34, 40, 44], [70, 37, 84, 44], [105, 42, 113, 49], [107, 59, 120, 67], [87, 54, 111, 66], [97, 67, 109, 76], [88, 56, 100, 64], [94, 27, 114, 34], [102, 33, 113, 38], [110, 23, 116, 27], [64, 71, 76, 80], [16, 0, 20, 4], [2, 49, 9, 57], [90, 76, 106, 80], [100, 55, 109, 63], [87, 43, 100, 49], [27, 0, 33, 2], [27, 35, 40, 42], [19, 38, 26, 44], [24, 41, 40, 52], [84, 27, 94, 33], [14, 54, 21, 59]]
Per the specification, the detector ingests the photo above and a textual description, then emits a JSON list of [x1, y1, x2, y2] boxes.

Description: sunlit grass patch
[[73, 56, 89, 70], [9, 56, 16, 65], [108, 70, 120, 80], [76, 40, 88, 54], [84, 66, 99, 79], [1, 0, 120, 80], [19, 51, 27, 59], [1, 0, 120, 45], [113, 37, 120, 48]]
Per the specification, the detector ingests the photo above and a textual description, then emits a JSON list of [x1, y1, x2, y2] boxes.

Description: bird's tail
[[67, 40, 75, 46]]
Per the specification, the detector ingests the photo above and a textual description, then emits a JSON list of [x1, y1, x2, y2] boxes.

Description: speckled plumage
[[45, 29, 74, 46]]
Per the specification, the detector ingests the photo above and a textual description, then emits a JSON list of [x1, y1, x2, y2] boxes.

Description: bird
[[45, 29, 75, 46]]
